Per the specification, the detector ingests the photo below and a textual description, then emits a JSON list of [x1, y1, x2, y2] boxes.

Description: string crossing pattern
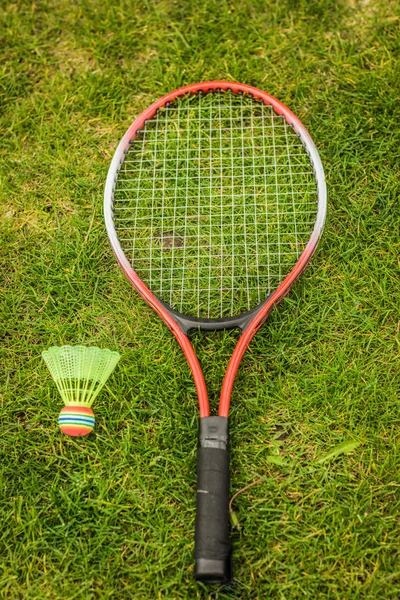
[[112, 91, 318, 318]]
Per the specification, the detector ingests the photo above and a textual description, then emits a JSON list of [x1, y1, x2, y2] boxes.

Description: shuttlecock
[[42, 345, 120, 437]]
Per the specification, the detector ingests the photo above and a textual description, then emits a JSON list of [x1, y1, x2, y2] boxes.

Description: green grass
[[1, 0, 399, 598]]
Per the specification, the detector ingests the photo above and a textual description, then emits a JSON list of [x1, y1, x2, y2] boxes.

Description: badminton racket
[[104, 81, 326, 584]]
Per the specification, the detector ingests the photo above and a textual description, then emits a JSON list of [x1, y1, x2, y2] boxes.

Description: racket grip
[[194, 416, 232, 584]]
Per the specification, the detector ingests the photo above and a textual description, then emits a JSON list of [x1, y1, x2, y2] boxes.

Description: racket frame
[[104, 80, 326, 419]]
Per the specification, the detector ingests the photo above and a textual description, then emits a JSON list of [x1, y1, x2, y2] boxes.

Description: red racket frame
[[104, 81, 326, 419]]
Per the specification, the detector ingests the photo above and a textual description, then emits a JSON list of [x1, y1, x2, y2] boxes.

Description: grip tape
[[194, 417, 232, 584]]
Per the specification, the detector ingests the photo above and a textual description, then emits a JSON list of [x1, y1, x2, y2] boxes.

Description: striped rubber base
[[58, 406, 95, 437]]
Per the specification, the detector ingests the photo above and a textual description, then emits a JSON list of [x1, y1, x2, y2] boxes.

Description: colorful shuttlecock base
[[58, 405, 95, 437]]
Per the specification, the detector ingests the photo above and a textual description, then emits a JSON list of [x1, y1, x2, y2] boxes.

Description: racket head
[[104, 81, 326, 333]]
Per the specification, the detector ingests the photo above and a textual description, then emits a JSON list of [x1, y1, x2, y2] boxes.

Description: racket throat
[[159, 297, 271, 336]]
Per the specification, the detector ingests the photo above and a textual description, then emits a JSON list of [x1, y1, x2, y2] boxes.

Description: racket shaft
[[194, 417, 232, 583]]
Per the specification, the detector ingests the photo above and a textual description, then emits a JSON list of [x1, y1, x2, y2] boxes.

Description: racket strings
[[112, 91, 318, 318]]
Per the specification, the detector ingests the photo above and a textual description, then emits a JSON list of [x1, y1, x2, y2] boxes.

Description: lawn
[[1, 0, 399, 598]]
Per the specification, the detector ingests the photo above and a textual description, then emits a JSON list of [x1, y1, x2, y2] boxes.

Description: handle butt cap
[[194, 557, 232, 584]]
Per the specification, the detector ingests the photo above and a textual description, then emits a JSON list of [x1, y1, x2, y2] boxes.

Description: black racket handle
[[194, 416, 232, 584]]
